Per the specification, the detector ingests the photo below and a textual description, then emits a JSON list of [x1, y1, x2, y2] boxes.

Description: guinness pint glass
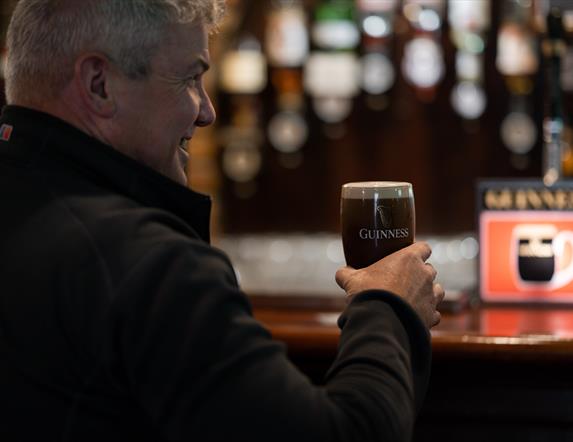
[[341, 182, 415, 269]]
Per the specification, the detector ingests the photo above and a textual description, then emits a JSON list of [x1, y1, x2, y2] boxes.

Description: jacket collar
[[0, 105, 212, 243]]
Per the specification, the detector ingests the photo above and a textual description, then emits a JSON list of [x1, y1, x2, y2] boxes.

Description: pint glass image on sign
[[341, 182, 415, 269], [512, 224, 573, 290]]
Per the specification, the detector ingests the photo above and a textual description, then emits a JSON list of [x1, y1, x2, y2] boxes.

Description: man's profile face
[[108, 21, 216, 186]]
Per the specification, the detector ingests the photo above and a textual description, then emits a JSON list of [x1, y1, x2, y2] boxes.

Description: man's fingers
[[409, 241, 432, 262], [432, 310, 442, 327], [434, 283, 445, 306], [429, 283, 445, 328], [433, 283, 446, 309], [335, 266, 355, 290], [425, 262, 437, 281]]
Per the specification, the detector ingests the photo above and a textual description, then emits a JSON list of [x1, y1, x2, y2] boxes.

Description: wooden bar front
[[252, 295, 573, 441]]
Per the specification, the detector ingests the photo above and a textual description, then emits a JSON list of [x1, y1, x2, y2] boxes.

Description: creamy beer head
[[341, 182, 415, 269]]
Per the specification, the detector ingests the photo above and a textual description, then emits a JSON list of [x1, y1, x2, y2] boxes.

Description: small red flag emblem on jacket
[[0, 124, 13, 141]]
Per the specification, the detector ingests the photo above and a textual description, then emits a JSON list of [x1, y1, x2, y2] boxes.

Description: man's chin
[[172, 168, 189, 187], [159, 160, 188, 187], [171, 152, 189, 186]]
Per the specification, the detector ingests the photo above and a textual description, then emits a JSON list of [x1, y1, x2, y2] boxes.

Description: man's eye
[[186, 76, 200, 88]]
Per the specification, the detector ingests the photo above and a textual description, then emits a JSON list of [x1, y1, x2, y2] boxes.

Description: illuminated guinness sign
[[478, 180, 573, 304], [484, 188, 573, 210], [479, 180, 573, 212]]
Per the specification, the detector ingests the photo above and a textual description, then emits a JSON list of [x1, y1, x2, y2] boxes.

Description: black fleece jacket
[[0, 106, 431, 441]]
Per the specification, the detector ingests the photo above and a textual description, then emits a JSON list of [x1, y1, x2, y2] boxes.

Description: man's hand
[[335, 242, 444, 328]]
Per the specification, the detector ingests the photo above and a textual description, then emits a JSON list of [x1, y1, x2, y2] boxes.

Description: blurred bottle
[[304, 0, 361, 129], [219, 35, 267, 197], [542, 7, 566, 186], [496, 0, 539, 170], [265, 0, 309, 166]]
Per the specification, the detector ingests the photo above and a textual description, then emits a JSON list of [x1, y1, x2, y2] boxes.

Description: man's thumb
[[335, 266, 355, 291]]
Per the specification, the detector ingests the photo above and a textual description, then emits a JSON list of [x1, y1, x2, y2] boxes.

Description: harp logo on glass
[[377, 205, 392, 228]]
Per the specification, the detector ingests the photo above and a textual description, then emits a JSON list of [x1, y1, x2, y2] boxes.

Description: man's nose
[[196, 92, 216, 127]]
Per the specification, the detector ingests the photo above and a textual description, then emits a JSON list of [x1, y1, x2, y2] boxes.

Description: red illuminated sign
[[478, 180, 573, 304]]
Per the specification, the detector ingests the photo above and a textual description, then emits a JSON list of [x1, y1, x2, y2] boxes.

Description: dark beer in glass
[[341, 182, 415, 269]]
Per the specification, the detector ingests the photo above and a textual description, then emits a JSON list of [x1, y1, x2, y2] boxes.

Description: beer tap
[[542, 6, 566, 186]]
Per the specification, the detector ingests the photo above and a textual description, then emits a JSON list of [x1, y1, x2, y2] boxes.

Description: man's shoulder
[[56, 187, 224, 284], [62, 187, 192, 239], [67, 187, 206, 244]]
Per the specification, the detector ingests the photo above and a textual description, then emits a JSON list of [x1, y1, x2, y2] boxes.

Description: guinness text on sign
[[484, 188, 573, 210]]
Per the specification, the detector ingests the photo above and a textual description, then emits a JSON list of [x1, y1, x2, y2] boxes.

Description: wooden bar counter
[[251, 295, 573, 441]]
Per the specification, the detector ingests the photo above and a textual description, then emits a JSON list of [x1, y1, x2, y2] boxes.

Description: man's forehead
[[156, 22, 210, 71], [164, 21, 209, 45]]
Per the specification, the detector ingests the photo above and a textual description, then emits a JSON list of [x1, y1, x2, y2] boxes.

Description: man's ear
[[74, 53, 117, 118]]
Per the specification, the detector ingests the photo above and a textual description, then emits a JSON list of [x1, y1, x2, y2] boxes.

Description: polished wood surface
[[251, 294, 573, 361]]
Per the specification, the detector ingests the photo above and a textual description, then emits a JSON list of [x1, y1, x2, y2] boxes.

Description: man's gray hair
[[5, 0, 226, 103]]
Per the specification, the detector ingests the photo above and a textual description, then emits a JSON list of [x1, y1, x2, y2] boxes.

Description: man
[[0, 0, 444, 441]]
